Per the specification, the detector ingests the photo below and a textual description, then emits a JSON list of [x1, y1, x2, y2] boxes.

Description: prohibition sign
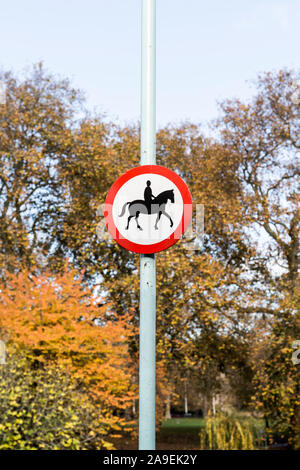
[[104, 165, 192, 254]]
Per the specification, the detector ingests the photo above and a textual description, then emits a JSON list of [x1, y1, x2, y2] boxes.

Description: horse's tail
[[119, 201, 130, 217]]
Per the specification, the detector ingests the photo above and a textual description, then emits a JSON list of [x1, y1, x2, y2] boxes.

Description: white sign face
[[105, 165, 192, 254], [112, 173, 183, 245]]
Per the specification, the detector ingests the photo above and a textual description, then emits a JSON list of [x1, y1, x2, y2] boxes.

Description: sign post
[[104, 0, 192, 451], [139, 0, 156, 450]]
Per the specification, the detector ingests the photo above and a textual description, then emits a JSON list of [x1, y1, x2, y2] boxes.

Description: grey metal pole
[[139, 0, 156, 450]]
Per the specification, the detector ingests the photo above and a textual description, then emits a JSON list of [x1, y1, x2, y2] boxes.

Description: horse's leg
[[154, 211, 162, 230], [126, 215, 134, 229], [162, 210, 173, 227], [135, 211, 142, 230]]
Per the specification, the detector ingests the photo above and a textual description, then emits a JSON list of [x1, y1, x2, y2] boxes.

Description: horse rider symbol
[[119, 180, 175, 231]]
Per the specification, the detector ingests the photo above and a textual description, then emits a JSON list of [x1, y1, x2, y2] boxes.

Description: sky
[[1, 0, 299, 128]]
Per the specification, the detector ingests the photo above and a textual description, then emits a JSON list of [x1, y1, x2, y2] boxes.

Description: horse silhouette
[[119, 189, 175, 231]]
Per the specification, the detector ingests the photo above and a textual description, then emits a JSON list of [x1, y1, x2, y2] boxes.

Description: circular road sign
[[104, 165, 192, 254]]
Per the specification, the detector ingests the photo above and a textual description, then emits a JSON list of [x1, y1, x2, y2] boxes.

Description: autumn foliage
[[0, 64, 299, 448], [0, 265, 137, 444]]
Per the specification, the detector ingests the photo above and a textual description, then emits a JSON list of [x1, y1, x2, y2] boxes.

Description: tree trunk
[[165, 393, 171, 420], [212, 394, 216, 416], [184, 381, 188, 414]]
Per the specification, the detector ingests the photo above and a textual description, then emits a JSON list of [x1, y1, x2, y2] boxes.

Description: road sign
[[104, 164, 192, 254]]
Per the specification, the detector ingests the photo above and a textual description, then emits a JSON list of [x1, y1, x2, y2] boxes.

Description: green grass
[[159, 418, 206, 449], [161, 418, 205, 430]]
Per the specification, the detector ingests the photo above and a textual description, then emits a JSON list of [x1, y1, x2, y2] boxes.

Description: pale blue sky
[[1, 0, 299, 127]]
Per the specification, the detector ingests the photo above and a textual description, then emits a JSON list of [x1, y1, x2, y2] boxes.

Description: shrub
[[0, 346, 113, 450]]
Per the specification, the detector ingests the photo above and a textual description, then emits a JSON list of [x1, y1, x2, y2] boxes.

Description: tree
[[218, 69, 299, 290], [217, 69, 300, 447], [0, 63, 83, 272], [0, 265, 137, 438]]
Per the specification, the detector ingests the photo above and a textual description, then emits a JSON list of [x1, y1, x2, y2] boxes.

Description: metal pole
[[139, 0, 156, 450]]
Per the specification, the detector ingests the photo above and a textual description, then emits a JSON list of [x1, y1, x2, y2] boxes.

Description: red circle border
[[104, 165, 192, 254]]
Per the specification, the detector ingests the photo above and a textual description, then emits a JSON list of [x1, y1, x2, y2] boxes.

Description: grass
[[161, 417, 206, 430], [159, 418, 206, 449]]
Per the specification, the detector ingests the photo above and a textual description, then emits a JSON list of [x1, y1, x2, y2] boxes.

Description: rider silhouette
[[144, 180, 156, 214]]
